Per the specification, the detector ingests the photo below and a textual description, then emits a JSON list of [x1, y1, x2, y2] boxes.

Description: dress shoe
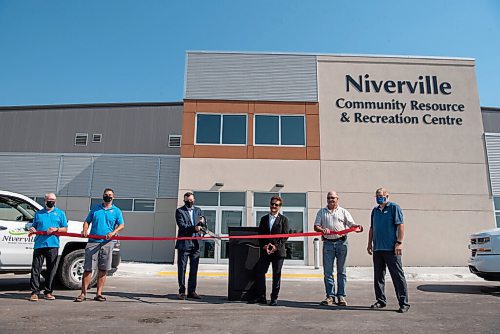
[[187, 292, 202, 299], [269, 299, 278, 306], [397, 305, 410, 313], [370, 301, 386, 309], [248, 297, 267, 305], [178, 293, 187, 300]]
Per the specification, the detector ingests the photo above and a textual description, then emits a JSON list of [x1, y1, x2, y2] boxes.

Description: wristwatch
[[395, 241, 402, 245]]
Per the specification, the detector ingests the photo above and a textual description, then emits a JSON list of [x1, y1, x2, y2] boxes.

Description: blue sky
[[0, 0, 498, 106]]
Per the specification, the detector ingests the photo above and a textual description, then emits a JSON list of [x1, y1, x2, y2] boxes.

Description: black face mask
[[103, 195, 113, 203], [46, 201, 55, 209], [184, 201, 194, 208]]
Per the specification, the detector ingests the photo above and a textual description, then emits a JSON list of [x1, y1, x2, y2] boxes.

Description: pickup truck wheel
[[58, 249, 97, 289]]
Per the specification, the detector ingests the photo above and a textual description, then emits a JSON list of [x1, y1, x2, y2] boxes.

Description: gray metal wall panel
[[0, 104, 183, 154], [0, 153, 179, 200], [485, 135, 500, 195], [0, 155, 60, 196], [158, 156, 180, 198], [57, 156, 93, 197], [482, 110, 500, 133], [91, 156, 159, 198], [185, 52, 318, 102]]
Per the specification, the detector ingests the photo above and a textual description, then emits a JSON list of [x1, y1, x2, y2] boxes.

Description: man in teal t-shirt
[[28, 193, 68, 301], [75, 188, 124, 302], [367, 187, 410, 313]]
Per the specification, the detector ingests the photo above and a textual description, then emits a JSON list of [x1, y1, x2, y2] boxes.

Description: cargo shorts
[[83, 241, 114, 272]]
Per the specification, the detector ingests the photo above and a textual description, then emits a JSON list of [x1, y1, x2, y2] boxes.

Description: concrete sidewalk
[[115, 262, 482, 281]]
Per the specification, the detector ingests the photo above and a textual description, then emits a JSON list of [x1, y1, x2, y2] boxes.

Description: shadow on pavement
[[417, 284, 500, 297], [0, 277, 31, 291], [0, 292, 76, 301], [268, 300, 393, 312]]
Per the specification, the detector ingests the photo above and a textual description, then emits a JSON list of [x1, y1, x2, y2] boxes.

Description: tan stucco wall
[[316, 55, 494, 266], [178, 158, 322, 263]]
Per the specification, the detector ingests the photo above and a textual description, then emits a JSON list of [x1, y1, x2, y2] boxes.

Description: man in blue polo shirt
[[28, 193, 68, 301], [367, 187, 410, 313], [75, 188, 124, 302]]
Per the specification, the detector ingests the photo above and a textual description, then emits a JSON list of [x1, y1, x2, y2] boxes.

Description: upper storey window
[[196, 114, 247, 145], [254, 115, 305, 146]]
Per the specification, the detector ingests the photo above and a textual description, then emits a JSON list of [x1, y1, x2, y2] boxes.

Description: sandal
[[94, 295, 107, 302], [74, 294, 86, 302]]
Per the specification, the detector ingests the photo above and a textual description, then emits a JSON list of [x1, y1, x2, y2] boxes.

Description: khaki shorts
[[83, 241, 114, 272]]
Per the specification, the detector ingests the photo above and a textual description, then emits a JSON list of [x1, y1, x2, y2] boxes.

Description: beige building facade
[[179, 51, 494, 266]]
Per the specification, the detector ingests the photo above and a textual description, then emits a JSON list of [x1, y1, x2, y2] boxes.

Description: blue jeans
[[322, 238, 348, 298]]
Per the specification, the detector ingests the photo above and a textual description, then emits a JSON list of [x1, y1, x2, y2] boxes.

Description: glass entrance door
[[199, 207, 244, 264], [253, 209, 306, 264], [198, 209, 217, 263]]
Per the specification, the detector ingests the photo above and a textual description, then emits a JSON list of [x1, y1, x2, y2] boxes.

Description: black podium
[[227, 226, 260, 301]]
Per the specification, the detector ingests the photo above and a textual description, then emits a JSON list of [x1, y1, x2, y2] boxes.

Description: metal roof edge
[[0, 101, 184, 111], [185, 50, 475, 62], [481, 106, 500, 112]]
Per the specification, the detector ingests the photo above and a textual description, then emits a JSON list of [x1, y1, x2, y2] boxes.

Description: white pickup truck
[[0, 190, 120, 289], [468, 227, 500, 281]]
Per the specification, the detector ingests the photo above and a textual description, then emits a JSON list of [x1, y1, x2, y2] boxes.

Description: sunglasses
[[327, 197, 338, 200], [270, 203, 281, 207]]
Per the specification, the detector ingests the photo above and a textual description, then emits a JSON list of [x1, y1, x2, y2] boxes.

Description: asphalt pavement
[[0, 266, 499, 334]]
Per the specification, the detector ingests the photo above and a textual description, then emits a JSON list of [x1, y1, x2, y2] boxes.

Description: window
[[254, 115, 305, 146], [196, 114, 247, 145], [168, 135, 182, 148], [92, 134, 102, 143], [75, 133, 88, 146], [133, 199, 155, 212], [194, 192, 245, 207], [30, 197, 46, 207], [253, 192, 306, 207], [0, 196, 36, 221], [89, 198, 154, 212], [493, 197, 500, 227]]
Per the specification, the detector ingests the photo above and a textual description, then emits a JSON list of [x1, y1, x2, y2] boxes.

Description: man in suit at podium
[[248, 195, 289, 306], [175, 191, 203, 300]]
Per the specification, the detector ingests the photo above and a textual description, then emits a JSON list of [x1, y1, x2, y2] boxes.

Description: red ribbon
[[32, 226, 362, 241]]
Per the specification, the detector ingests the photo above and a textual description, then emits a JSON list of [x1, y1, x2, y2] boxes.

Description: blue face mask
[[376, 196, 386, 205]]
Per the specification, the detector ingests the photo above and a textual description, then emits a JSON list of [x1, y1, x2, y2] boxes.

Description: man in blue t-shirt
[[28, 193, 68, 301], [75, 188, 124, 302], [367, 187, 410, 313]]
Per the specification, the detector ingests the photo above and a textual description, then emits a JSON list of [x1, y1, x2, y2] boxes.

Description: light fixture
[[215, 182, 224, 187], [275, 183, 284, 188]]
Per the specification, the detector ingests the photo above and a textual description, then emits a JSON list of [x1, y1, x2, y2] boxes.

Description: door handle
[[0, 226, 7, 230]]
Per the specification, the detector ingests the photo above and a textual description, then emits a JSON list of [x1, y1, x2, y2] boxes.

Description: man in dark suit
[[175, 191, 203, 300], [249, 196, 289, 306]]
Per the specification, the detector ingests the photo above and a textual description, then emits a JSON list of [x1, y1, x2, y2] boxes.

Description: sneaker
[[29, 294, 38, 302], [320, 296, 335, 306], [269, 299, 278, 306], [337, 296, 347, 306], [397, 305, 410, 313], [178, 293, 187, 300], [44, 293, 56, 300]]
